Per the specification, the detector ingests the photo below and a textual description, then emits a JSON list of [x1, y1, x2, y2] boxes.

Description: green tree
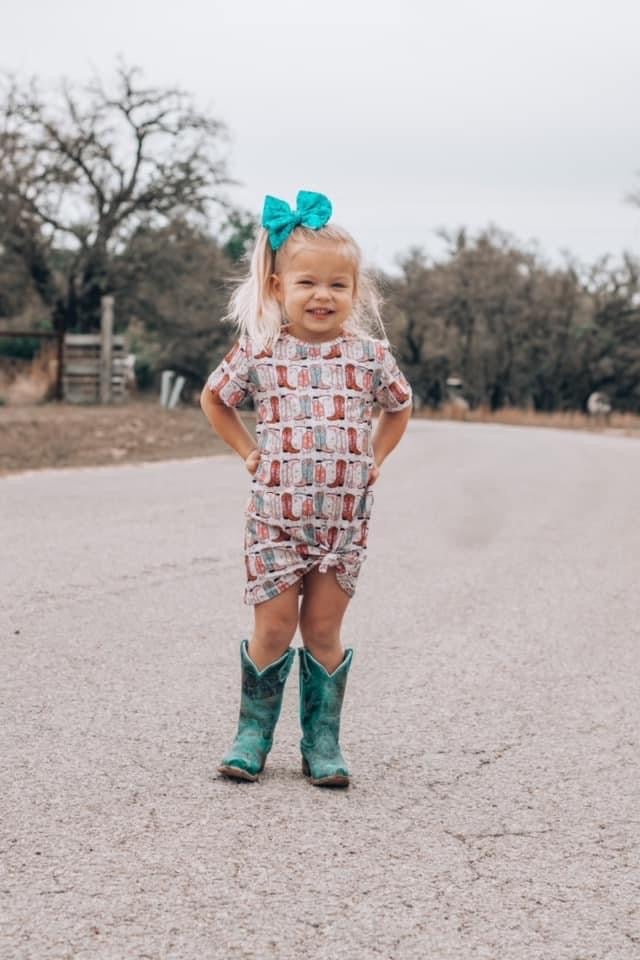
[[221, 208, 259, 263], [386, 227, 618, 411], [573, 254, 640, 411], [111, 218, 238, 389]]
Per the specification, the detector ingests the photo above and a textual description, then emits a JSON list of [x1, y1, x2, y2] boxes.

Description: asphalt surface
[[2, 419, 639, 960]]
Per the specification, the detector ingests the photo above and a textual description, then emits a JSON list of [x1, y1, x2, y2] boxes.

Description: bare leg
[[248, 581, 300, 670], [298, 568, 352, 673]]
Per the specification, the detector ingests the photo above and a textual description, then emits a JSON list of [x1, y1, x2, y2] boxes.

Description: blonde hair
[[225, 223, 388, 350]]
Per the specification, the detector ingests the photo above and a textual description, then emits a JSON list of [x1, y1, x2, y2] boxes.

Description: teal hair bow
[[262, 190, 332, 251]]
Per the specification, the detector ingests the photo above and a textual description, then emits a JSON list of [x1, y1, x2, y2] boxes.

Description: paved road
[[2, 420, 639, 959]]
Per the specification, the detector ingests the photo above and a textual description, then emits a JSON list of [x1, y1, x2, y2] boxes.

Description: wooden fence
[[0, 296, 127, 403], [63, 334, 128, 403], [60, 297, 126, 402]]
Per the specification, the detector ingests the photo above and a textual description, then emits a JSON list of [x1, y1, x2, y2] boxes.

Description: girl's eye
[[333, 283, 347, 288], [298, 280, 313, 286]]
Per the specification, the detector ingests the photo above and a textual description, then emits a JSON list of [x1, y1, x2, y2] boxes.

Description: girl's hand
[[368, 462, 380, 486], [245, 448, 261, 475]]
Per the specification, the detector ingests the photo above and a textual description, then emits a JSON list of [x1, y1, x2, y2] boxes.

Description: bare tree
[[0, 62, 231, 331]]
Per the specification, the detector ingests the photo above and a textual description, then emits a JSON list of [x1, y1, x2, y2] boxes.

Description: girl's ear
[[270, 273, 282, 302]]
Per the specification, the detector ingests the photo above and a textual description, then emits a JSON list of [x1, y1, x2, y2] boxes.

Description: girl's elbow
[[390, 404, 412, 421], [200, 386, 221, 420], [200, 385, 220, 410]]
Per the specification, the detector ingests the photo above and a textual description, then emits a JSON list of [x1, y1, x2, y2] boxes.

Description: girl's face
[[270, 242, 356, 342]]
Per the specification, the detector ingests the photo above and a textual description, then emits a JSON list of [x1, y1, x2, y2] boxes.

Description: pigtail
[[349, 269, 388, 344], [224, 228, 283, 350]]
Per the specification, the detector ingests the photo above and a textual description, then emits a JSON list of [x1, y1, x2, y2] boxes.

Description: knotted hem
[[244, 555, 360, 606]]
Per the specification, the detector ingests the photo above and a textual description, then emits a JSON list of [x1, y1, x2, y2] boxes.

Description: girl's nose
[[312, 286, 331, 301]]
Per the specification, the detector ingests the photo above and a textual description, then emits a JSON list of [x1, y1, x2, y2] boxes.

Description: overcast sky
[[4, 0, 640, 273]]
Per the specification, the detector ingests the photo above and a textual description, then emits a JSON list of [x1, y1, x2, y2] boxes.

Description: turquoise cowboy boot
[[218, 639, 295, 781], [298, 646, 354, 787]]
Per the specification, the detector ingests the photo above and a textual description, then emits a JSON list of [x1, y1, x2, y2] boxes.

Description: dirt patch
[[0, 398, 255, 475]]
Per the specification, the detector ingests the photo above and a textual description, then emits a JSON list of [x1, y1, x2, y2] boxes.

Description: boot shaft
[[298, 646, 353, 745], [238, 639, 295, 736], [219, 639, 295, 780]]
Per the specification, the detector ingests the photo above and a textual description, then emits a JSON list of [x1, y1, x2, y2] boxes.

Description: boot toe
[[218, 757, 264, 780], [301, 754, 350, 787], [218, 751, 263, 779], [312, 773, 350, 788], [217, 762, 260, 781], [309, 767, 350, 787]]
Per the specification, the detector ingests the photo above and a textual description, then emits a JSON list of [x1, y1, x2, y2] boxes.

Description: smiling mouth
[[307, 309, 334, 316]]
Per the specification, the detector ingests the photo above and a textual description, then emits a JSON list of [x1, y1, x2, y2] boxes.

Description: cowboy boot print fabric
[[206, 327, 412, 604]]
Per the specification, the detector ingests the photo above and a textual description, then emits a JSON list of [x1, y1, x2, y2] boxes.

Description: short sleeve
[[206, 336, 253, 407], [373, 344, 413, 411]]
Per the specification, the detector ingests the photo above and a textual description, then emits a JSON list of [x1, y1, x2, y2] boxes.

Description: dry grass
[[1, 393, 638, 477], [417, 402, 640, 436], [0, 345, 58, 406], [0, 398, 247, 474]]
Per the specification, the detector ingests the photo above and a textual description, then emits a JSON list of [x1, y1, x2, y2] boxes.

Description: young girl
[[200, 190, 412, 787]]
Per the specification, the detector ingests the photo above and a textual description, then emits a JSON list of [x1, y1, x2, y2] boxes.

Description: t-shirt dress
[[206, 327, 413, 605]]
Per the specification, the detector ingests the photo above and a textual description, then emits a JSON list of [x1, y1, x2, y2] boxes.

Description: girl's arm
[[372, 406, 412, 472], [200, 387, 258, 465]]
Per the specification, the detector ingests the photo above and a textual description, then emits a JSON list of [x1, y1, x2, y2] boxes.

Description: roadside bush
[[134, 355, 154, 391], [0, 336, 41, 360]]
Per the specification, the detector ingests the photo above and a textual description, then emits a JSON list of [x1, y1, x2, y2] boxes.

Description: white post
[[100, 296, 114, 404], [168, 375, 185, 409], [160, 370, 175, 407]]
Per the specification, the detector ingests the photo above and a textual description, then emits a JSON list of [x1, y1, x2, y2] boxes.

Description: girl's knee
[[254, 612, 298, 647], [298, 614, 339, 649]]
